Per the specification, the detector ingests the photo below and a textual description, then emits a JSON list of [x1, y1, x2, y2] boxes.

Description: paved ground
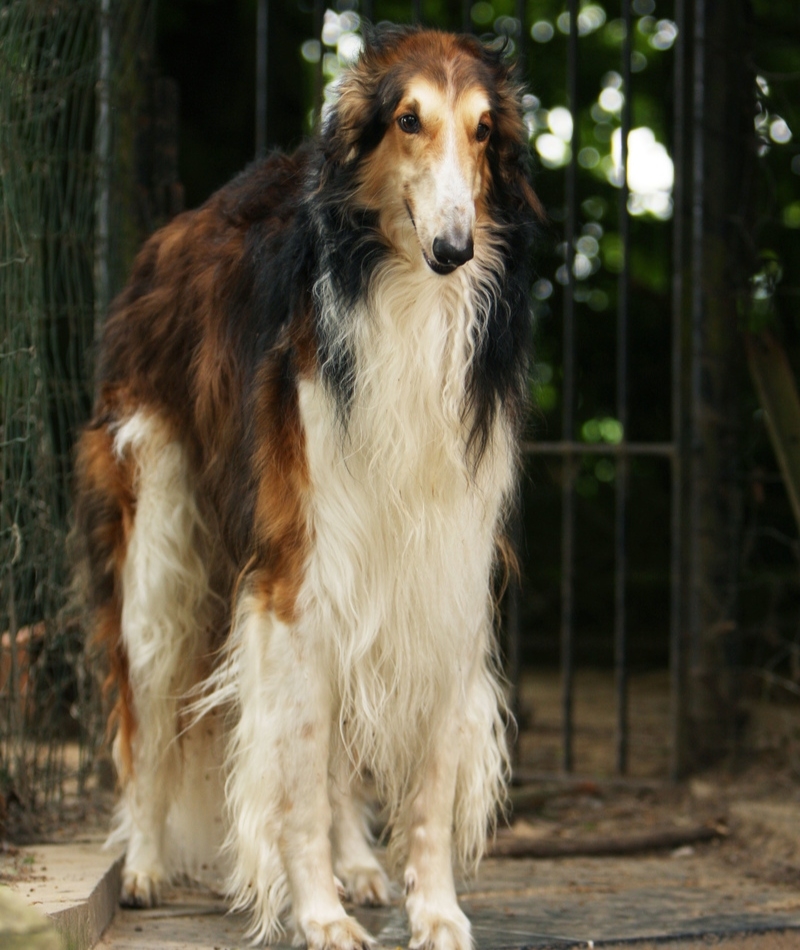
[[92, 851, 800, 950], [7, 763, 800, 949], [1, 836, 123, 950], [7, 830, 800, 949], [6, 673, 800, 949], [0, 883, 61, 949]]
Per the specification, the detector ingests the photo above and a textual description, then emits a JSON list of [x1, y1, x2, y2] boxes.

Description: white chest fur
[[298, 263, 515, 789]]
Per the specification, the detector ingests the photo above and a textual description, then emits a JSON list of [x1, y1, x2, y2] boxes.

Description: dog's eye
[[476, 122, 491, 143], [398, 114, 420, 134]]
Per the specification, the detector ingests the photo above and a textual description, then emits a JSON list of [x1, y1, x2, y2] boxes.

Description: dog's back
[[75, 26, 540, 950]]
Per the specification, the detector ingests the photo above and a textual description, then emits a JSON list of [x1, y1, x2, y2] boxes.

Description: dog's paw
[[337, 863, 391, 907], [407, 904, 472, 950], [119, 867, 163, 908], [301, 914, 375, 950]]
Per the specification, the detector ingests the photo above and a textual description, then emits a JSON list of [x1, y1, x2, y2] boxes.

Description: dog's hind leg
[[111, 413, 212, 908]]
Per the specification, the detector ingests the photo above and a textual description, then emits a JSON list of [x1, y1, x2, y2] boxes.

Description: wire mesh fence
[[0, 0, 151, 832]]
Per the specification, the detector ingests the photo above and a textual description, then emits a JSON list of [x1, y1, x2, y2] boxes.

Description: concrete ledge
[[0, 884, 61, 950], [8, 840, 123, 950]]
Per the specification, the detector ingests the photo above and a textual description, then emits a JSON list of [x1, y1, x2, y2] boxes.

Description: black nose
[[432, 236, 474, 269]]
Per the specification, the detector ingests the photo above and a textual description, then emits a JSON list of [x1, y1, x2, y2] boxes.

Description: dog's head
[[320, 26, 543, 276]]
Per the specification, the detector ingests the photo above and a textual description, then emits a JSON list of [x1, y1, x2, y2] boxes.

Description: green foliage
[[745, 3, 800, 340]]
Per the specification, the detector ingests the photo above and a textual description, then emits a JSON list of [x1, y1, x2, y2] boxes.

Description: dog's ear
[[495, 132, 545, 221], [322, 66, 377, 166], [321, 25, 411, 168], [479, 43, 545, 221]]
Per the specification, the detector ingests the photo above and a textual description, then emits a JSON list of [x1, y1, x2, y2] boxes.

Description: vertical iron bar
[[412, 0, 422, 25], [504, 0, 528, 767], [561, 0, 579, 774], [463, 0, 471, 33], [94, 0, 112, 344], [516, 0, 526, 77], [689, 0, 706, 751], [362, 0, 373, 22], [615, 0, 632, 776], [255, 0, 268, 157], [669, 0, 687, 782], [313, 0, 324, 121]]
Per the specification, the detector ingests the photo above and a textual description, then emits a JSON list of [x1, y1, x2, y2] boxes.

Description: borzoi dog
[[74, 25, 541, 950]]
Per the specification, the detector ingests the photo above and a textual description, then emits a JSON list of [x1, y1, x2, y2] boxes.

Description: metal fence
[[0, 0, 100, 818], [0, 0, 154, 827], [518, 0, 684, 779]]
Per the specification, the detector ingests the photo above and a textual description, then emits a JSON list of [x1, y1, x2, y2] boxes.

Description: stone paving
[[0, 883, 61, 950], [94, 853, 800, 950], [5, 830, 800, 949]]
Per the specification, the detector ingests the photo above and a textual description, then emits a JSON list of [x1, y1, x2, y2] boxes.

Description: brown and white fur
[[74, 26, 541, 950]]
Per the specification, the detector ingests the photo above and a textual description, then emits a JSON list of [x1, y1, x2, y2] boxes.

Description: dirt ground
[[506, 670, 800, 889]]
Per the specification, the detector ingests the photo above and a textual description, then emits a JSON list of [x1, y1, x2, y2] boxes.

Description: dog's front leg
[[329, 758, 390, 907], [282, 719, 374, 950], [228, 597, 373, 950], [402, 715, 472, 950]]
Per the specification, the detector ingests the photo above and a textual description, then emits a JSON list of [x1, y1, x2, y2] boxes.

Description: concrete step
[[0, 884, 61, 950], [3, 839, 122, 950]]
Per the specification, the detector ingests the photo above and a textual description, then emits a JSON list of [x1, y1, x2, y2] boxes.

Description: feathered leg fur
[[104, 412, 216, 906], [223, 592, 374, 948]]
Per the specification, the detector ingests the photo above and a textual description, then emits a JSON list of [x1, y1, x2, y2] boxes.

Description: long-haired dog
[[74, 25, 541, 950]]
